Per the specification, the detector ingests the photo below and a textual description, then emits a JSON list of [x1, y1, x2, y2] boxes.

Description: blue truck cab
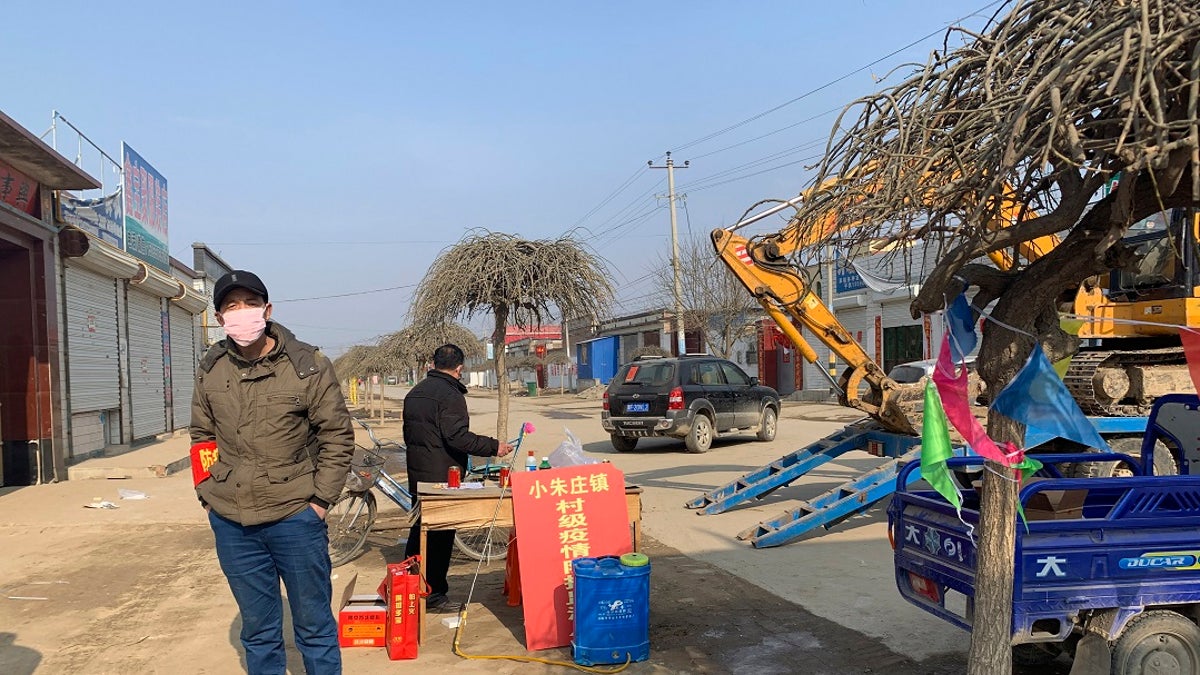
[[889, 394, 1200, 671]]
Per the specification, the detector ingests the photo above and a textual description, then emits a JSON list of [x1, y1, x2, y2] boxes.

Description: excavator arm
[[714, 170, 1060, 435], [713, 227, 919, 434]]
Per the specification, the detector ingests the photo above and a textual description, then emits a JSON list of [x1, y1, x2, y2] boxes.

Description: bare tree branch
[[653, 235, 761, 358], [410, 230, 613, 437]]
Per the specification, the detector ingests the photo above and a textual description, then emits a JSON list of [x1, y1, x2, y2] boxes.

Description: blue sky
[[4, 0, 1002, 355]]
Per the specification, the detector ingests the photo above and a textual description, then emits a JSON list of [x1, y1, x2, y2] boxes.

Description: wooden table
[[415, 482, 643, 643]]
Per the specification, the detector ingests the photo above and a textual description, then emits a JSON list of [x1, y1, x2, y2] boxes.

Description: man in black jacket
[[403, 344, 512, 608]]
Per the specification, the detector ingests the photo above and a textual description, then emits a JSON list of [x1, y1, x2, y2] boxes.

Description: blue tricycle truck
[[890, 394, 1200, 672]]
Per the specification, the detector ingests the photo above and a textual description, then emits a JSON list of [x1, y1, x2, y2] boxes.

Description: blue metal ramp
[[737, 447, 923, 548], [684, 420, 917, 516]]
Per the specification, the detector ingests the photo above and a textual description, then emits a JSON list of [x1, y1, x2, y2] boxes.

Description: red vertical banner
[[757, 320, 768, 383], [923, 314, 932, 359], [874, 315, 883, 366], [1180, 329, 1200, 395], [511, 464, 631, 650]]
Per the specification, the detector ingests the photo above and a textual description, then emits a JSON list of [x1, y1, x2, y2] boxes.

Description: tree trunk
[[967, 415, 1022, 674], [493, 306, 510, 442]]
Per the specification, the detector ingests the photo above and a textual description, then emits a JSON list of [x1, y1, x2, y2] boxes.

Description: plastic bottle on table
[[539, 456, 552, 470], [525, 450, 537, 472]]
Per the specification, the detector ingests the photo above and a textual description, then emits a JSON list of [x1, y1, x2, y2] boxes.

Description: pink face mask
[[221, 307, 267, 347]]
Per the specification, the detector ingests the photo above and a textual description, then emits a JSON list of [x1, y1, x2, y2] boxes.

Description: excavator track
[[1064, 347, 1186, 416]]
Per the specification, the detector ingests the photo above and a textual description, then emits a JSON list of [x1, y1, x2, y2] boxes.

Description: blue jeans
[[209, 508, 341, 675]]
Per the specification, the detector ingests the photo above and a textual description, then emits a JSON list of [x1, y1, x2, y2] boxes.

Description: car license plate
[[625, 402, 650, 413]]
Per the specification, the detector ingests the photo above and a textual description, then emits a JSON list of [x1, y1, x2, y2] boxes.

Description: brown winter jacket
[[191, 322, 354, 526]]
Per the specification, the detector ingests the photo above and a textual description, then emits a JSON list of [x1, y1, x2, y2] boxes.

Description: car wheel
[[610, 434, 638, 452], [756, 406, 778, 442], [685, 414, 713, 454]]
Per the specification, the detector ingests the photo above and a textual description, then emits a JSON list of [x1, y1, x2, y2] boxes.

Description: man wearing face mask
[[402, 344, 513, 610], [191, 270, 353, 675]]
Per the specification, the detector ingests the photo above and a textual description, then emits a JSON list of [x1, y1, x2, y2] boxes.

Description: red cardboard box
[[337, 574, 386, 648], [378, 557, 425, 660]]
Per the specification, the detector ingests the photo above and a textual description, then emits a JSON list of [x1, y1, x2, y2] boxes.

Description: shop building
[[0, 111, 101, 485]]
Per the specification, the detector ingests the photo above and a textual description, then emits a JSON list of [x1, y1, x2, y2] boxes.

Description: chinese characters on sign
[[122, 143, 169, 270], [511, 463, 630, 651], [0, 158, 40, 217], [189, 441, 219, 486]]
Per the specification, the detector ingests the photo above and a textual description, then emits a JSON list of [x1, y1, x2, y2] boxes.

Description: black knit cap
[[213, 270, 269, 310]]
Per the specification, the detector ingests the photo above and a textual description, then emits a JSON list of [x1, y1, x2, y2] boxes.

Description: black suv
[[601, 355, 781, 453]]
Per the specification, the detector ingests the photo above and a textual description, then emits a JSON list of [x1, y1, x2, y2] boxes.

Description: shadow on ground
[[432, 535, 969, 675]]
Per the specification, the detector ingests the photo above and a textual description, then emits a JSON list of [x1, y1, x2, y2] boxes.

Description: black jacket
[[402, 370, 498, 483]]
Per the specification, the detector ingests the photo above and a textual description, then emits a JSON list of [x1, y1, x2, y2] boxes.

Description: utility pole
[[649, 152, 689, 355], [823, 248, 838, 398]]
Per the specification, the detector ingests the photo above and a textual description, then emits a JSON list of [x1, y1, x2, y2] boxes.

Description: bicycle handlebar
[[352, 417, 404, 452]]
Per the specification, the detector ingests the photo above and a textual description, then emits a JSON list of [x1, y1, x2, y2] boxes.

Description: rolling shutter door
[[169, 305, 197, 430], [838, 307, 868, 352], [64, 266, 121, 412], [128, 289, 167, 440]]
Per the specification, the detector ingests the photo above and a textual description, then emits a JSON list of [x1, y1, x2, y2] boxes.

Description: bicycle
[[326, 418, 520, 567]]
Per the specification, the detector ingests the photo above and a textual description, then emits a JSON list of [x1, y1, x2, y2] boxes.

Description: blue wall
[[578, 336, 619, 384]]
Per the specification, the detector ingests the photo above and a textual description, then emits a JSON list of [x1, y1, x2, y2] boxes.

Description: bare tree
[[654, 234, 761, 358], [543, 347, 571, 394], [331, 345, 377, 381], [410, 230, 612, 439], [776, 1, 1199, 671], [373, 322, 483, 382]]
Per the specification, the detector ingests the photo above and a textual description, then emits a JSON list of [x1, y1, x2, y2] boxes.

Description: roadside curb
[[67, 454, 191, 480]]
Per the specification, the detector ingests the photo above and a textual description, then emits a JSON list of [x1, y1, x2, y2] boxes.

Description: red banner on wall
[[0, 158, 40, 216], [510, 463, 632, 650]]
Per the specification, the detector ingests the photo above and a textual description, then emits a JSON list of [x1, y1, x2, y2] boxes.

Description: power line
[[667, 0, 1007, 155], [687, 106, 844, 161], [568, 4, 1004, 247], [676, 139, 826, 193], [274, 282, 417, 303], [686, 153, 825, 193], [207, 240, 447, 247], [567, 165, 651, 232]]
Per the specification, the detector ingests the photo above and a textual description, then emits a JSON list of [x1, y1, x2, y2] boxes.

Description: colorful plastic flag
[[946, 293, 978, 363], [1012, 450, 1043, 531], [921, 379, 962, 510], [1059, 316, 1085, 336], [932, 335, 1014, 466], [1180, 329, 1200, 396], [1053, 316, 1083, 379], [991, 345, 1110, 452], [1051, 356, 1073, 379]]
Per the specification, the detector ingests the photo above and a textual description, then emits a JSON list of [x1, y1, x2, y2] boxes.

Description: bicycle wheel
[[454, 525, 511, 562], [327, 490, 377, 567]]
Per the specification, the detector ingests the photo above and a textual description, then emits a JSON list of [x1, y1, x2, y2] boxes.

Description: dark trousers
[[405, 476, 454, 595]]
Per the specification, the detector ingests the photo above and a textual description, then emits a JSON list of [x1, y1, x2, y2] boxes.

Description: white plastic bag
[[547, 429, 600, 467]]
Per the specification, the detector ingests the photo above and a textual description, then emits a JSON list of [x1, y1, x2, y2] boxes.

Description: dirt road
[[0, 391, 997, 673]]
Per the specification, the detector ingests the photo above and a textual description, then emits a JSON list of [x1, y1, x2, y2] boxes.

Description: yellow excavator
[[713, 174, 1200, 434], [712, 171, 1058, 435], [693, 178, 1199, 547], [1068, 207, 1200, 414]]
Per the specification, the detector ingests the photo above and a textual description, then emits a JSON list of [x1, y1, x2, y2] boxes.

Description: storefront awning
[[0, 110, 99, 190]]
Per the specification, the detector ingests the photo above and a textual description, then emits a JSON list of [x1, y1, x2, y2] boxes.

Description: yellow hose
[[451, 607, 632, 673]]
